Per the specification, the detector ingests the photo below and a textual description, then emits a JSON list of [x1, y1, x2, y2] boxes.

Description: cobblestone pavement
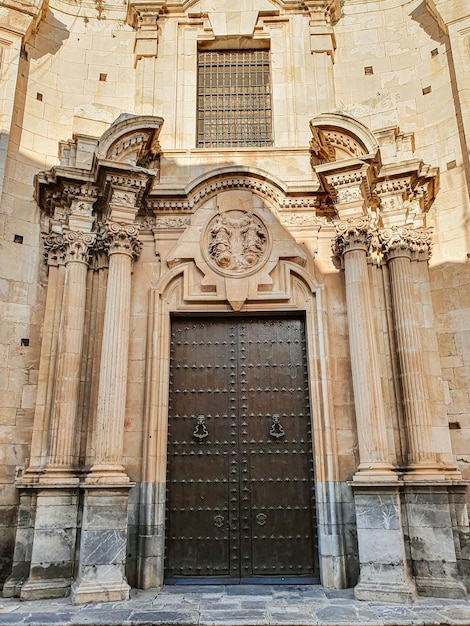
[[1, 585, 470, 626]]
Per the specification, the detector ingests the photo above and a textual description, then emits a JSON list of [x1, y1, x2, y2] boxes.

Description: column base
[[71, 573, 130, 605], [37, 467, 79, 487], [85, 463, 131, 486], [415, 577, 467, 599], [20, 578, 71, 601], [355, 580, 416, 603], [3, 577, 24, 599], [353, 463, 398, 482]]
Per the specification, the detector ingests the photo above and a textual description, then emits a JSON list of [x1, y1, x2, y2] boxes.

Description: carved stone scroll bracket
[[126, 1, 166, 63]]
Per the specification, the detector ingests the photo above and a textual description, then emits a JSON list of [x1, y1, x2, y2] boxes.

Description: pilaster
[[73, 186, 142, 603], [19, 187, 97, 600]]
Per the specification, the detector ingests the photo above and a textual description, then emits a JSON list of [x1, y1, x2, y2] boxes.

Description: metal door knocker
[[193, 414, 209, 440], [269, 414, 285, 439]]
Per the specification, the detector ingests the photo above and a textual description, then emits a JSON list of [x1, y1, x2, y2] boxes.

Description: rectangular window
[[197, 49, 273, 148]]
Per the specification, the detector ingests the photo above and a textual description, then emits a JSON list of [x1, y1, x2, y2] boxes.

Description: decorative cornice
[[378, 226, 433, 262], [148, 176, 322, 213]]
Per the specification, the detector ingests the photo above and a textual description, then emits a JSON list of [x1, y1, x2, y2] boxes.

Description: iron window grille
[[197, 49, 273, 148]]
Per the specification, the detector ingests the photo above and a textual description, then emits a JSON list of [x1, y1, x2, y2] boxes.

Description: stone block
[[80, 529, 127, 566]]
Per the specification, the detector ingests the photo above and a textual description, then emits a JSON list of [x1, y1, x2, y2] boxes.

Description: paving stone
[[0, 585, 469, 625], [225, 586, 273, 596], [314, 603, 382, 624], [129, 610, 199, 624], [269, 612, 318, 625]]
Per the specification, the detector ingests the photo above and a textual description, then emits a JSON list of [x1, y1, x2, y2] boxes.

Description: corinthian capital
[[332, 217, 373, 258], [63, 231, 97, 265], [378, 226, 433, 261], [43, 233, 65, 267], [104, 220, 142, 260]]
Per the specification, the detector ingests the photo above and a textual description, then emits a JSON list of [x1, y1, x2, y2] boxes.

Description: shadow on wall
[[26, 9, 70, 61]]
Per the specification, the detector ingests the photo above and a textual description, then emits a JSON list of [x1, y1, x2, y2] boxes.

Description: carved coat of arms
[[206, 210, 268, 275]]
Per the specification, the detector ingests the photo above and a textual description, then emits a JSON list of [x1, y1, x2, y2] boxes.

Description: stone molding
[[310, 114, 439, 226]]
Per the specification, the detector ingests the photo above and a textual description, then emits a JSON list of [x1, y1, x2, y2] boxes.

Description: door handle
[[193, 414, 209, 440]]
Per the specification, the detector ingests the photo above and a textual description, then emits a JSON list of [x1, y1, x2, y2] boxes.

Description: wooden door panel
[[166, 316, 317, 582], [166, 319, 235, 578]]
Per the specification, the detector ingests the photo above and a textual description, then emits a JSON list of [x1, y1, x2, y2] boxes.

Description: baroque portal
[[0, 0, 469, 608]]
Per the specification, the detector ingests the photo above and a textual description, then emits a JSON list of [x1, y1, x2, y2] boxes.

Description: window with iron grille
[[197, 49, 273, 148]]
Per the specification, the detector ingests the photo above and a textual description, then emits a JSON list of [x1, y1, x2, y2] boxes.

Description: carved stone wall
[[0, 0, 469, 606]]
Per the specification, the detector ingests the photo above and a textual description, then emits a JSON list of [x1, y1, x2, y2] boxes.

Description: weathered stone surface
[[1, 0, 469, 604]]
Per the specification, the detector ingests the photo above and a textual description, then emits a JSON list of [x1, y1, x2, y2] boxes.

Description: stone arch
[[136, 259, 348, 590], [96, 114, 164, 166], [309, 112, 379, 162]]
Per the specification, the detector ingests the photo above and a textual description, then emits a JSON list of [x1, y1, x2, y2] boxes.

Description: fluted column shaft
[[45, 231, 95, 480], [334, 219, 394, 479], [380, 227, 437, 470], [87, 221, 141, 484]]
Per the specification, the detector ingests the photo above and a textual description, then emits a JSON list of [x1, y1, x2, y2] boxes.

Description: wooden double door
[[165, 315, 318, 582]]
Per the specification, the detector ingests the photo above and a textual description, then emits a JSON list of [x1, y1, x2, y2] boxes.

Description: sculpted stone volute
[[332, 216, 372, 259], [104, 220, 142, 260], [379, 226, 432, 262]]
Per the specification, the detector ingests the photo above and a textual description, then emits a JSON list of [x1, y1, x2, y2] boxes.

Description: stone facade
[[0, 0, 469, 605]]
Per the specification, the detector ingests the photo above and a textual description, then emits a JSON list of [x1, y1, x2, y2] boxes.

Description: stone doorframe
[[136, 259, 350, 590]]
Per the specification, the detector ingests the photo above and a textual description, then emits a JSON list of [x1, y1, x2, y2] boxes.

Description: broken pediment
[[310, 112, 379, 164], [96, 114, 164, 169], [167, 189, 307, 311]]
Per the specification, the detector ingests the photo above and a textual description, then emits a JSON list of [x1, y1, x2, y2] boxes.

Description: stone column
[[43, 231, 96, 481], [72, 219, 142, 604], [380, 226, 467, 599], [86, 221, 142, 484], [19, 229, 96, 600], [333, 218, 394, 479], [379, 226, 439, 473], [334, 218, 416, 602]]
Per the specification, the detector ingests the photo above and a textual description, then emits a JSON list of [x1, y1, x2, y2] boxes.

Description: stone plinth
[[405, 485, 467, 599], [19, 490, 79, 600], [352, 485, 416, 603], [71, 487, 132, 604]]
